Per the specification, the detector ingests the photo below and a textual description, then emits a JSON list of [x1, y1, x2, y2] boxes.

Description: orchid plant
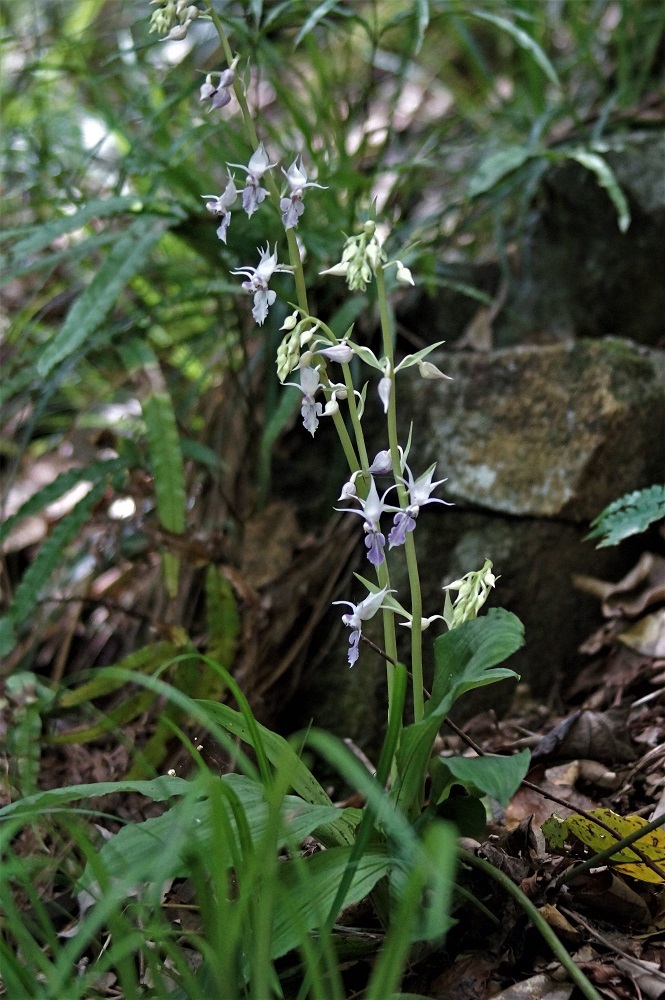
[[151, 0, 528, 870]]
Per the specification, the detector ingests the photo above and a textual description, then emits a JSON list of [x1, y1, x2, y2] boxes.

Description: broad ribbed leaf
[[199, 700, 357, 846], [272, 846, 393, 959], [37, 216, 167, 377], [436, 749, 531, 808], [82, 774, 349, 889], [394, 609, 524, 812]]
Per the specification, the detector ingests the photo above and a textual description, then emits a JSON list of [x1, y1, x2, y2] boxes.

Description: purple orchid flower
[[231, 243, 290, 325], [337, 476, 398, 567], [202, 173, 238, 243], [228, 143, 276, 218], [279, 157, 326, 230], [333, 585, 394, 666], [388, 463, 451, 548]]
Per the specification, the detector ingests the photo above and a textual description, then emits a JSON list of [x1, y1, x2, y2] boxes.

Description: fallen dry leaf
[[491, 973, 573, 999], [618, 609, 665, 658]]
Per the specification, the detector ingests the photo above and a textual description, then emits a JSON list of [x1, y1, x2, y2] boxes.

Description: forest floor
[[11, 539, 664, 1000]]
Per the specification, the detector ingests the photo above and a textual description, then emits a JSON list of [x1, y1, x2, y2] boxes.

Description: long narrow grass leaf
[[469, 10, 560, 87]]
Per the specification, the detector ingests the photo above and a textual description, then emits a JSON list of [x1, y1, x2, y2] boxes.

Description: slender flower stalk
[[375, 264, 425, 724], [203, 0, 359, 474]]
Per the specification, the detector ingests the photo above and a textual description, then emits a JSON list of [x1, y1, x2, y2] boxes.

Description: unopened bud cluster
[[149, 0, 200, 40], [443, 559, 498, 630], [276, 312, 315, 382], [322, 220, 387, 292]]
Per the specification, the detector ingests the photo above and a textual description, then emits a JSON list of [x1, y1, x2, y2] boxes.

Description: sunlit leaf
[[568, 150, 631, 233], [544, 808, 665, 883], [470, 10, 560, 87], [394, 610, 524, 813]]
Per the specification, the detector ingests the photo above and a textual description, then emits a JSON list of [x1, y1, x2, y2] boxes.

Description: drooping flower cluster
[[321, 220, 387, 292], [443, 559, 498, 629], [149, 0, 200, 40]]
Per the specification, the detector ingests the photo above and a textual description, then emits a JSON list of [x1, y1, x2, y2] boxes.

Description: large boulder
[[401, 338, 665, 522]]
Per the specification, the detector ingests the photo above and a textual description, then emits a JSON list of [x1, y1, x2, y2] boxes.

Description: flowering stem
[[340, 362, 370, 472], [375, 265, 424, 724], [375, 560, 397, 711], [205, 2, 359, 473]]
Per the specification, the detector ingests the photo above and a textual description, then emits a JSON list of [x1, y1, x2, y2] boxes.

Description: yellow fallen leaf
[[563, 808, 665, 884]]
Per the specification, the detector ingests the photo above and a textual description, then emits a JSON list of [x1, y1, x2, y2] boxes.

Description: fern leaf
[[5, 195, 143, 262], [587, 485, 665, 547], [0, 478, 109, 654], [120, 339, 186, 598], [0, 458, 124, 547], [36, 216, 168, 377]]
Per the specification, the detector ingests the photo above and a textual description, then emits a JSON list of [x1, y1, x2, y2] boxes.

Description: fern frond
[[0, 458, 125, 547], [586, 485, 665, 548], [0, 478, 109, 655], [36, 216, 169, 378]]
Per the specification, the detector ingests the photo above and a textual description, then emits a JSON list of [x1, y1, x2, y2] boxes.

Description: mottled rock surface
[[402, 338, 665, 521]]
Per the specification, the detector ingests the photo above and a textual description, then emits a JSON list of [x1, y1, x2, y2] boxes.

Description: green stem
[[459, 849, 602, 1000], [375, 265, 424, 724], [340, 362, 369, 472]]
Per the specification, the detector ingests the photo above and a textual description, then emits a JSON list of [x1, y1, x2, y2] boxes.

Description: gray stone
[[402, 338, 665, 522]]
